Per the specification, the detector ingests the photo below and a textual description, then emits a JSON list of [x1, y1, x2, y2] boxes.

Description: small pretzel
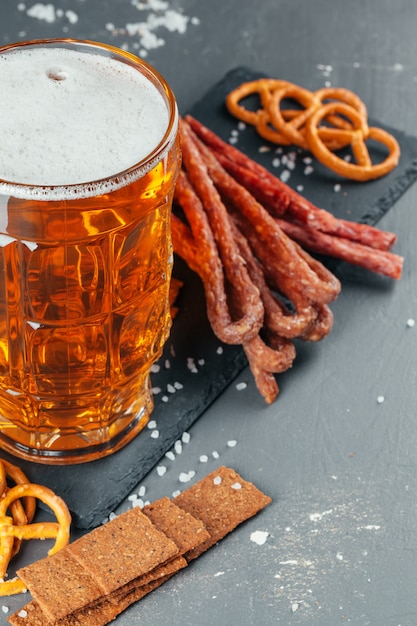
[[267, 84, 320, 149], [225, 78, 289, 125], [0, 483, 71, 596], [305, 101, 400, 181]]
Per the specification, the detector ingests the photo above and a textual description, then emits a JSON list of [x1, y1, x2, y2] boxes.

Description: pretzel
[[305, 101, 401, 181], [226, 79, 400, 181], [225, 78, 289, 125], [0, 482, 71, 596]]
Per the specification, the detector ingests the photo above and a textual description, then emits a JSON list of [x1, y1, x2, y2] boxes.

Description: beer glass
[[0, 39, 180, 464]]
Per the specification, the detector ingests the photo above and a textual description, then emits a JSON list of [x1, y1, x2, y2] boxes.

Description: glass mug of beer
[[0, 39, 180, 464]]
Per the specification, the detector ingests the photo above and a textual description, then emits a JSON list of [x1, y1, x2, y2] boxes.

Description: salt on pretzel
[[305, 101, 401, 181]]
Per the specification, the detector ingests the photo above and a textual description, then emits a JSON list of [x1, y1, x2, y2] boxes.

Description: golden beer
[[0, 40, 180, 463]]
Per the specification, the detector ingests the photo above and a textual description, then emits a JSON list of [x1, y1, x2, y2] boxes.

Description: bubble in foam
[[0, 45, 172, 196]]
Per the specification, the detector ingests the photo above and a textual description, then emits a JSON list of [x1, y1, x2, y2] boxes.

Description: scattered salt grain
[[174, 381, 184, 390], [147, 420, 157, 429], [212, 450, 220, 459], [304, 165, 314, 175], [231, 482, 242, 490], [197, 358, 205, 366], [236, 381, 247, 391], [164, 359, 171, 369], [1, 606, 9, 614], [291, 603, 299, 613], [333, 183, 341, 192], [165, 451, 175, 461], [336, 552, 344, 561], [156, 465, 167, 476], [230, 129, 239, 137], [161, 396, 169, 403], [406, 318, 415, 328], [151, 386, 161, 395], [132, 499, 144, 508], [174, 440, 183, 454], [138, 485, 146, 497], [128, 494, 138, 502], [187, 357, 198, 373], [272, 157, 281, 168], [214, 571, 225, 577], [280, 170, 291, 182], [18, 609, 28, 618], [167, 383, 176, 393], [229, 136, 238, 145], [237, 122, 246, 131], [296, 184, 304, 192], [213, 475, 222, 485], [179, 470, 196, 483], [377, 395, 385, 404], [199, 454, 209, 463], [216, 346, 224, 355], [227, 440, 237, 447], [250, 530, 269, 545], [150, 429, 160, 438], [303, 156, 313, 164], [109, 512, 117, 521], [182, 431, 191, 444], [172, 490, 181, 498]]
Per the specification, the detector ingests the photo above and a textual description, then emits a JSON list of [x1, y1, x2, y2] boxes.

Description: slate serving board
[[2, 67, 417, 529]]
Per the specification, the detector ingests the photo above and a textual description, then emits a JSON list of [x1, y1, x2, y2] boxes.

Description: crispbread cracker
[[67, 506, 179, 595], [173, 466, 272, 559], [142, 496, 210, 554], [16, 547, 102, 622]]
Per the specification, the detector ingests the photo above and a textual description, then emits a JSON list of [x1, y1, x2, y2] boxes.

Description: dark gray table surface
[[0, 1, 416, 625]]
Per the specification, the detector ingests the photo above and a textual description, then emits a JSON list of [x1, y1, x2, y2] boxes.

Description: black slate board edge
[[2, 67, 417, 529]]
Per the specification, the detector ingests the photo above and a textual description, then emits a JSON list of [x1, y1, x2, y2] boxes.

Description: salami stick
[[186, 123, 341, 307], [275, 218, 403, 279], [179, 121, 264, 344], [228, 217, 318, 338], [185, 114, 397, 252]]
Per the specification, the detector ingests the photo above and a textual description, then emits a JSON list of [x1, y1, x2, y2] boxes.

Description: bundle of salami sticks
[[171, 116, 403, 403]]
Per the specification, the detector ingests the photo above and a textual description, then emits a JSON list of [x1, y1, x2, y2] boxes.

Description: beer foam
[[0, 45, 173, 197]]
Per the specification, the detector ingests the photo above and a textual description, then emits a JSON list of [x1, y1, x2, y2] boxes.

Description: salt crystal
[[231, 482, 242, 490], [150, 359, 160, 371], [227, 440, 237, 447], [179, 470, 195, 483], [333, 183, 341, 192], [1, 606, 9, 613], [150, 429, 160, 438], [406, 318, 415, 328], [174, 381, 184, 390], [296, 184, 304, 192], [164, 359, 171, 369], [229, 136, 238, 145], [151, 386, 161, 395], [377, 395, 385, 404], [291, 603, 299, 613], [167, 383, 176, 393], [156, 465, 167, 476], [199, 454, 208, 463], [174, 440, 182, 454], [213, 475, 222, 485], [280, 169, 291, 182], [197, 358, 205, 366], [172, 490, 181, 497], [250, 530, 269, 545], [237, 122, 246, 131], [304, 165, 314, 175], [336, 552, 343, 560], [128, 494, 138, 501], [161, 396, 169, 403], [182, 431, 191, 444], [18, 609, 28, 618], [165, 451, 175, 461], [216, 346, 223, 355], [236, 381, 247, 391], [272, 157, 281, 168], [147, 420, 157, 429], [138, 485, 146, 497], [212, 450, 219, 459]]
